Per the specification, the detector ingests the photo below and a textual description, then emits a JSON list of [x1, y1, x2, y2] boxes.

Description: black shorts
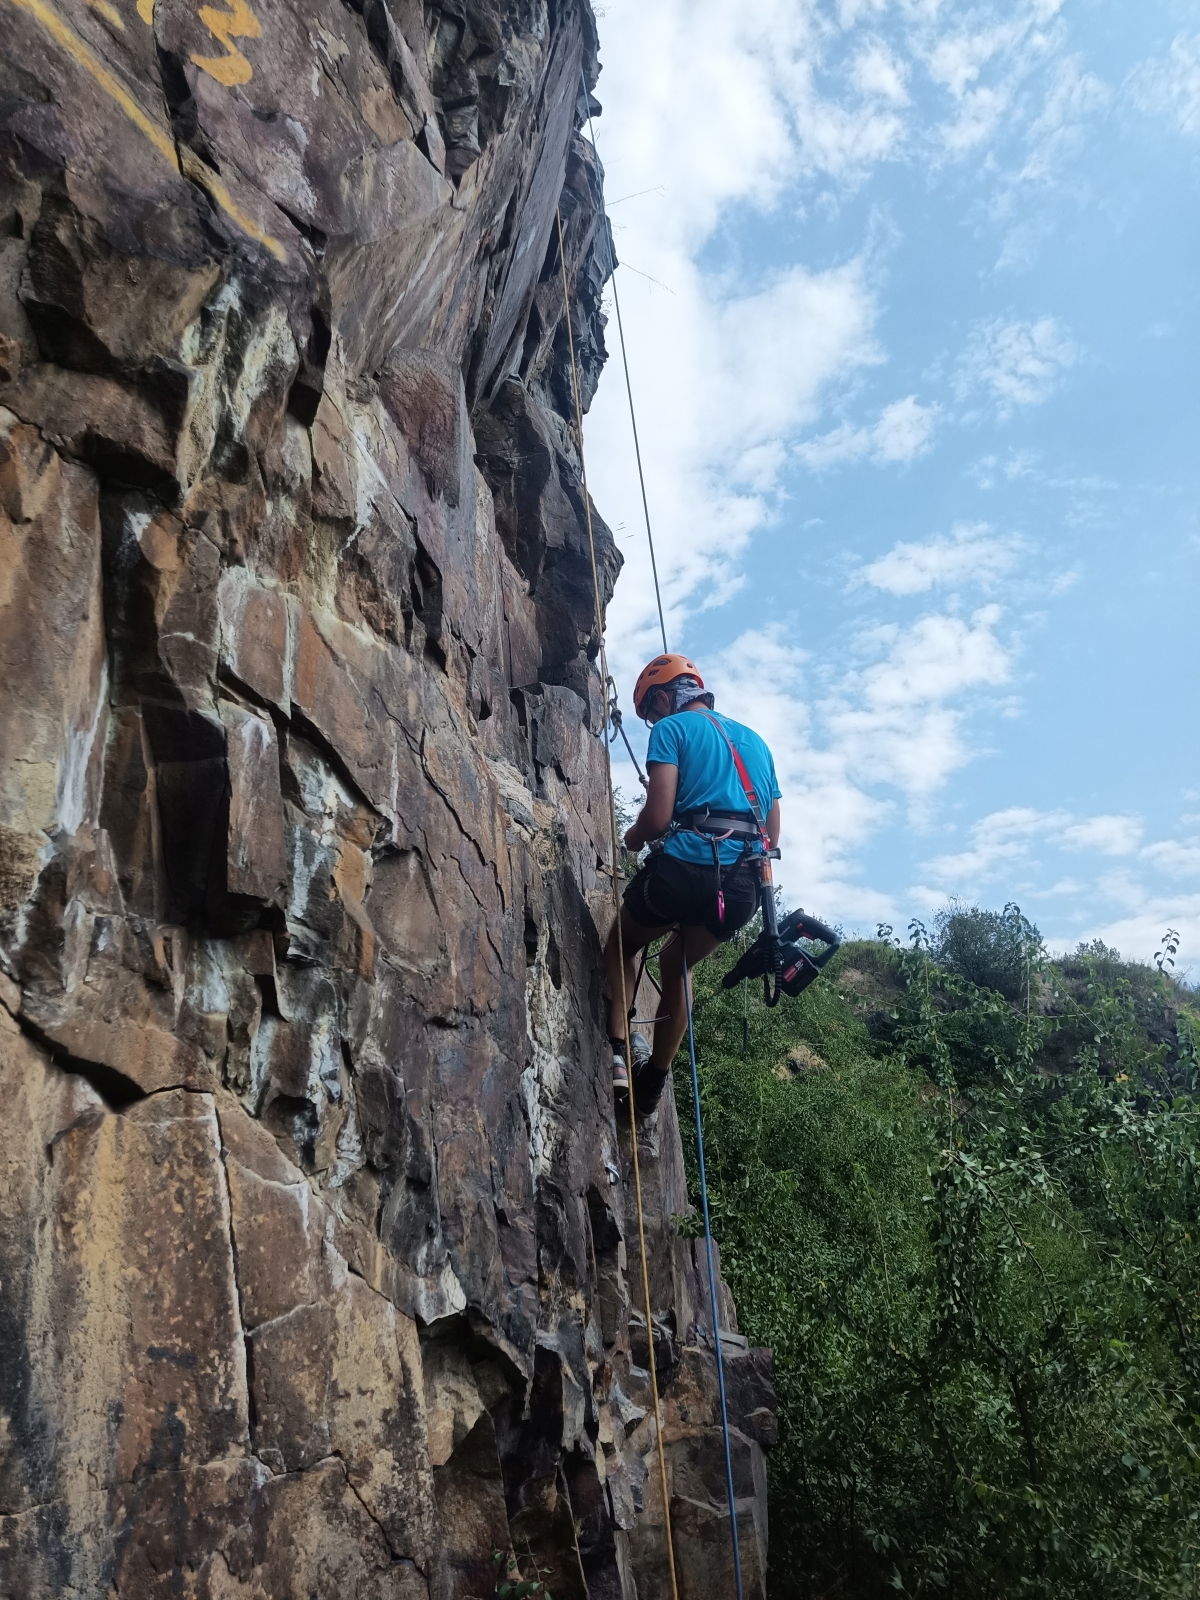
[[623, 851, 760, 940]]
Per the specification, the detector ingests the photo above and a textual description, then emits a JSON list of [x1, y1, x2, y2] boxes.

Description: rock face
[[0, 3, 775, 1596]]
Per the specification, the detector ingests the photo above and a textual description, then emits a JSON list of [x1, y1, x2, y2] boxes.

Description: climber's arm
[[624, 763, 677, 849], [767, 798, 780, 850]]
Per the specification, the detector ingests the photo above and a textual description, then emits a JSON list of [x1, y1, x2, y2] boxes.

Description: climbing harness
[[556, 209, 681, 1600]]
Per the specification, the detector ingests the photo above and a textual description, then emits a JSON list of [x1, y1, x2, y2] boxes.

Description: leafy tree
[[668, 921, 1200, 1598]]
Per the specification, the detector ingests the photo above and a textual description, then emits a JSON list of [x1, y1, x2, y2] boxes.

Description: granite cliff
[[0, 2, 775, 1594]]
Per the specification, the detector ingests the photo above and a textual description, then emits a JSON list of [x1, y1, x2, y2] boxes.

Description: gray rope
[[577, 81, 743, 1587], [579, 71, 669, 656]]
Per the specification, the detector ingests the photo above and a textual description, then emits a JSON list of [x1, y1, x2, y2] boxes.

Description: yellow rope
[[556, 207, 680, 1600]]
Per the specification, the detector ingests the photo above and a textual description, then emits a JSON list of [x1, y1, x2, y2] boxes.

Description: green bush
[[931, 901, 1043, 1002], [669, 926, 1200, 1599]]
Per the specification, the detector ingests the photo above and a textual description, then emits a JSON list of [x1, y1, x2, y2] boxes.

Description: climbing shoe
[[611, 1031, 650, 1094], [632, 1062, 670, 1117]]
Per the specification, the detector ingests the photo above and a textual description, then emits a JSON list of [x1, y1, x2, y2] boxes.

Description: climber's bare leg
[[604, 906, 671, 1041], [651, 924, 721, 1072]]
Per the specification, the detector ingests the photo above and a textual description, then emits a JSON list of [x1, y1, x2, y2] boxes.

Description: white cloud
[[837, 0, 891, 31], [590, 0, 1095, 680], [1021, 55, 1109, 181], [920, 6, 1074, 159], [793, 78, 909, 176], [693, 606, 1019, 916], [589, 253, 879, 659], [858, 524, 1021, 594], [925, 807, 1142, 883], [927, 28, 1009, 100], [825, 606, 1013, 802], [940, 84, 1012, 154], [1062, 815, 1142, 856], [714, 263, 882, 451], [1127, 33, 1200, 137], [1141, 838, 1200, 877], [1069, 894, 1200, 970], [925, 805, 1063, 881], [1035, 878, 1085, 897], [913, 814, 1200, 960], [585, 0, 889, 675], [852, 40, 910, 105], [956, 314, 1079, 414], [873, 395, 938, 460], [705, 628, 895, 921], [797, 394, 938, 469]]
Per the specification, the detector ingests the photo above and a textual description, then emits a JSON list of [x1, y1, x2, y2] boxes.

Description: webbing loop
[[555, 208, 681, 1600]]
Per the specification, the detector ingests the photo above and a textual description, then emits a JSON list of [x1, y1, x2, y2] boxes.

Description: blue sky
[[584, 0, 1200, 963]]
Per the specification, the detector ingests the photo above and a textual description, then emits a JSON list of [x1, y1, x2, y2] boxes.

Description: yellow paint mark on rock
[[137, 0, 154, 21], [191, 0, 260, 88], [85, 0, 124, 28], [8, 0, 178, 162], [178, 148, 286, 262], [3, 0, 285, 261]]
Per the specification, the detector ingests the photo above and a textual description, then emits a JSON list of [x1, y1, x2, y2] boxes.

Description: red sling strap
[[696, 711, 770, 847]]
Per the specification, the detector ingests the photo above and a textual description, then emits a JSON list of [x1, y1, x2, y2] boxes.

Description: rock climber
[[605, 653, 782, 1115]]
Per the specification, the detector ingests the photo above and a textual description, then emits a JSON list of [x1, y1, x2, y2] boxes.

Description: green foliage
[[929, 901, 1044, 1002], [493, 1546, 555, 1598], [673, 927, 1200, 1598]]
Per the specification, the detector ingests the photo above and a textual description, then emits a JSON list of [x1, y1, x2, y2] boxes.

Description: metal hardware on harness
[[679, 809, 760, 839]]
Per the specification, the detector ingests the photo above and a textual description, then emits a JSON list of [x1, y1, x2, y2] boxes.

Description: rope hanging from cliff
[[556, 207, 681, 1600], [682, 945, 746, 1600], [572, 94, 749, 1592], [579, 72, 669, 658]]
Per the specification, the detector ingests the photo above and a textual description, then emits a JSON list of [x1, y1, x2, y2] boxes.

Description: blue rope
[[681, 944, 745, 1600]]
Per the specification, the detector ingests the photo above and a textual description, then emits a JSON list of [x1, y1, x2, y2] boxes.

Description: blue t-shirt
[[647, 709, 781, 865]]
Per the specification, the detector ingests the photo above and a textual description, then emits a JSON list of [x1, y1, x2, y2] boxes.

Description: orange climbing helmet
[[633, 653, 704, 717]]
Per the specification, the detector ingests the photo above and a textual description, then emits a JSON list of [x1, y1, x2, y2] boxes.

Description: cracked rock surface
[[0, 2, 775, 1595]]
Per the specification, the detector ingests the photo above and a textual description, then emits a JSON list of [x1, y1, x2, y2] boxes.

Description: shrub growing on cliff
[[672, 924, 1200, 1599], [930, 900, 1043, 1002]]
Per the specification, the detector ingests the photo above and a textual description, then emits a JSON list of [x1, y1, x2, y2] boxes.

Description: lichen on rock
[[0, 2, 775, 1595]]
